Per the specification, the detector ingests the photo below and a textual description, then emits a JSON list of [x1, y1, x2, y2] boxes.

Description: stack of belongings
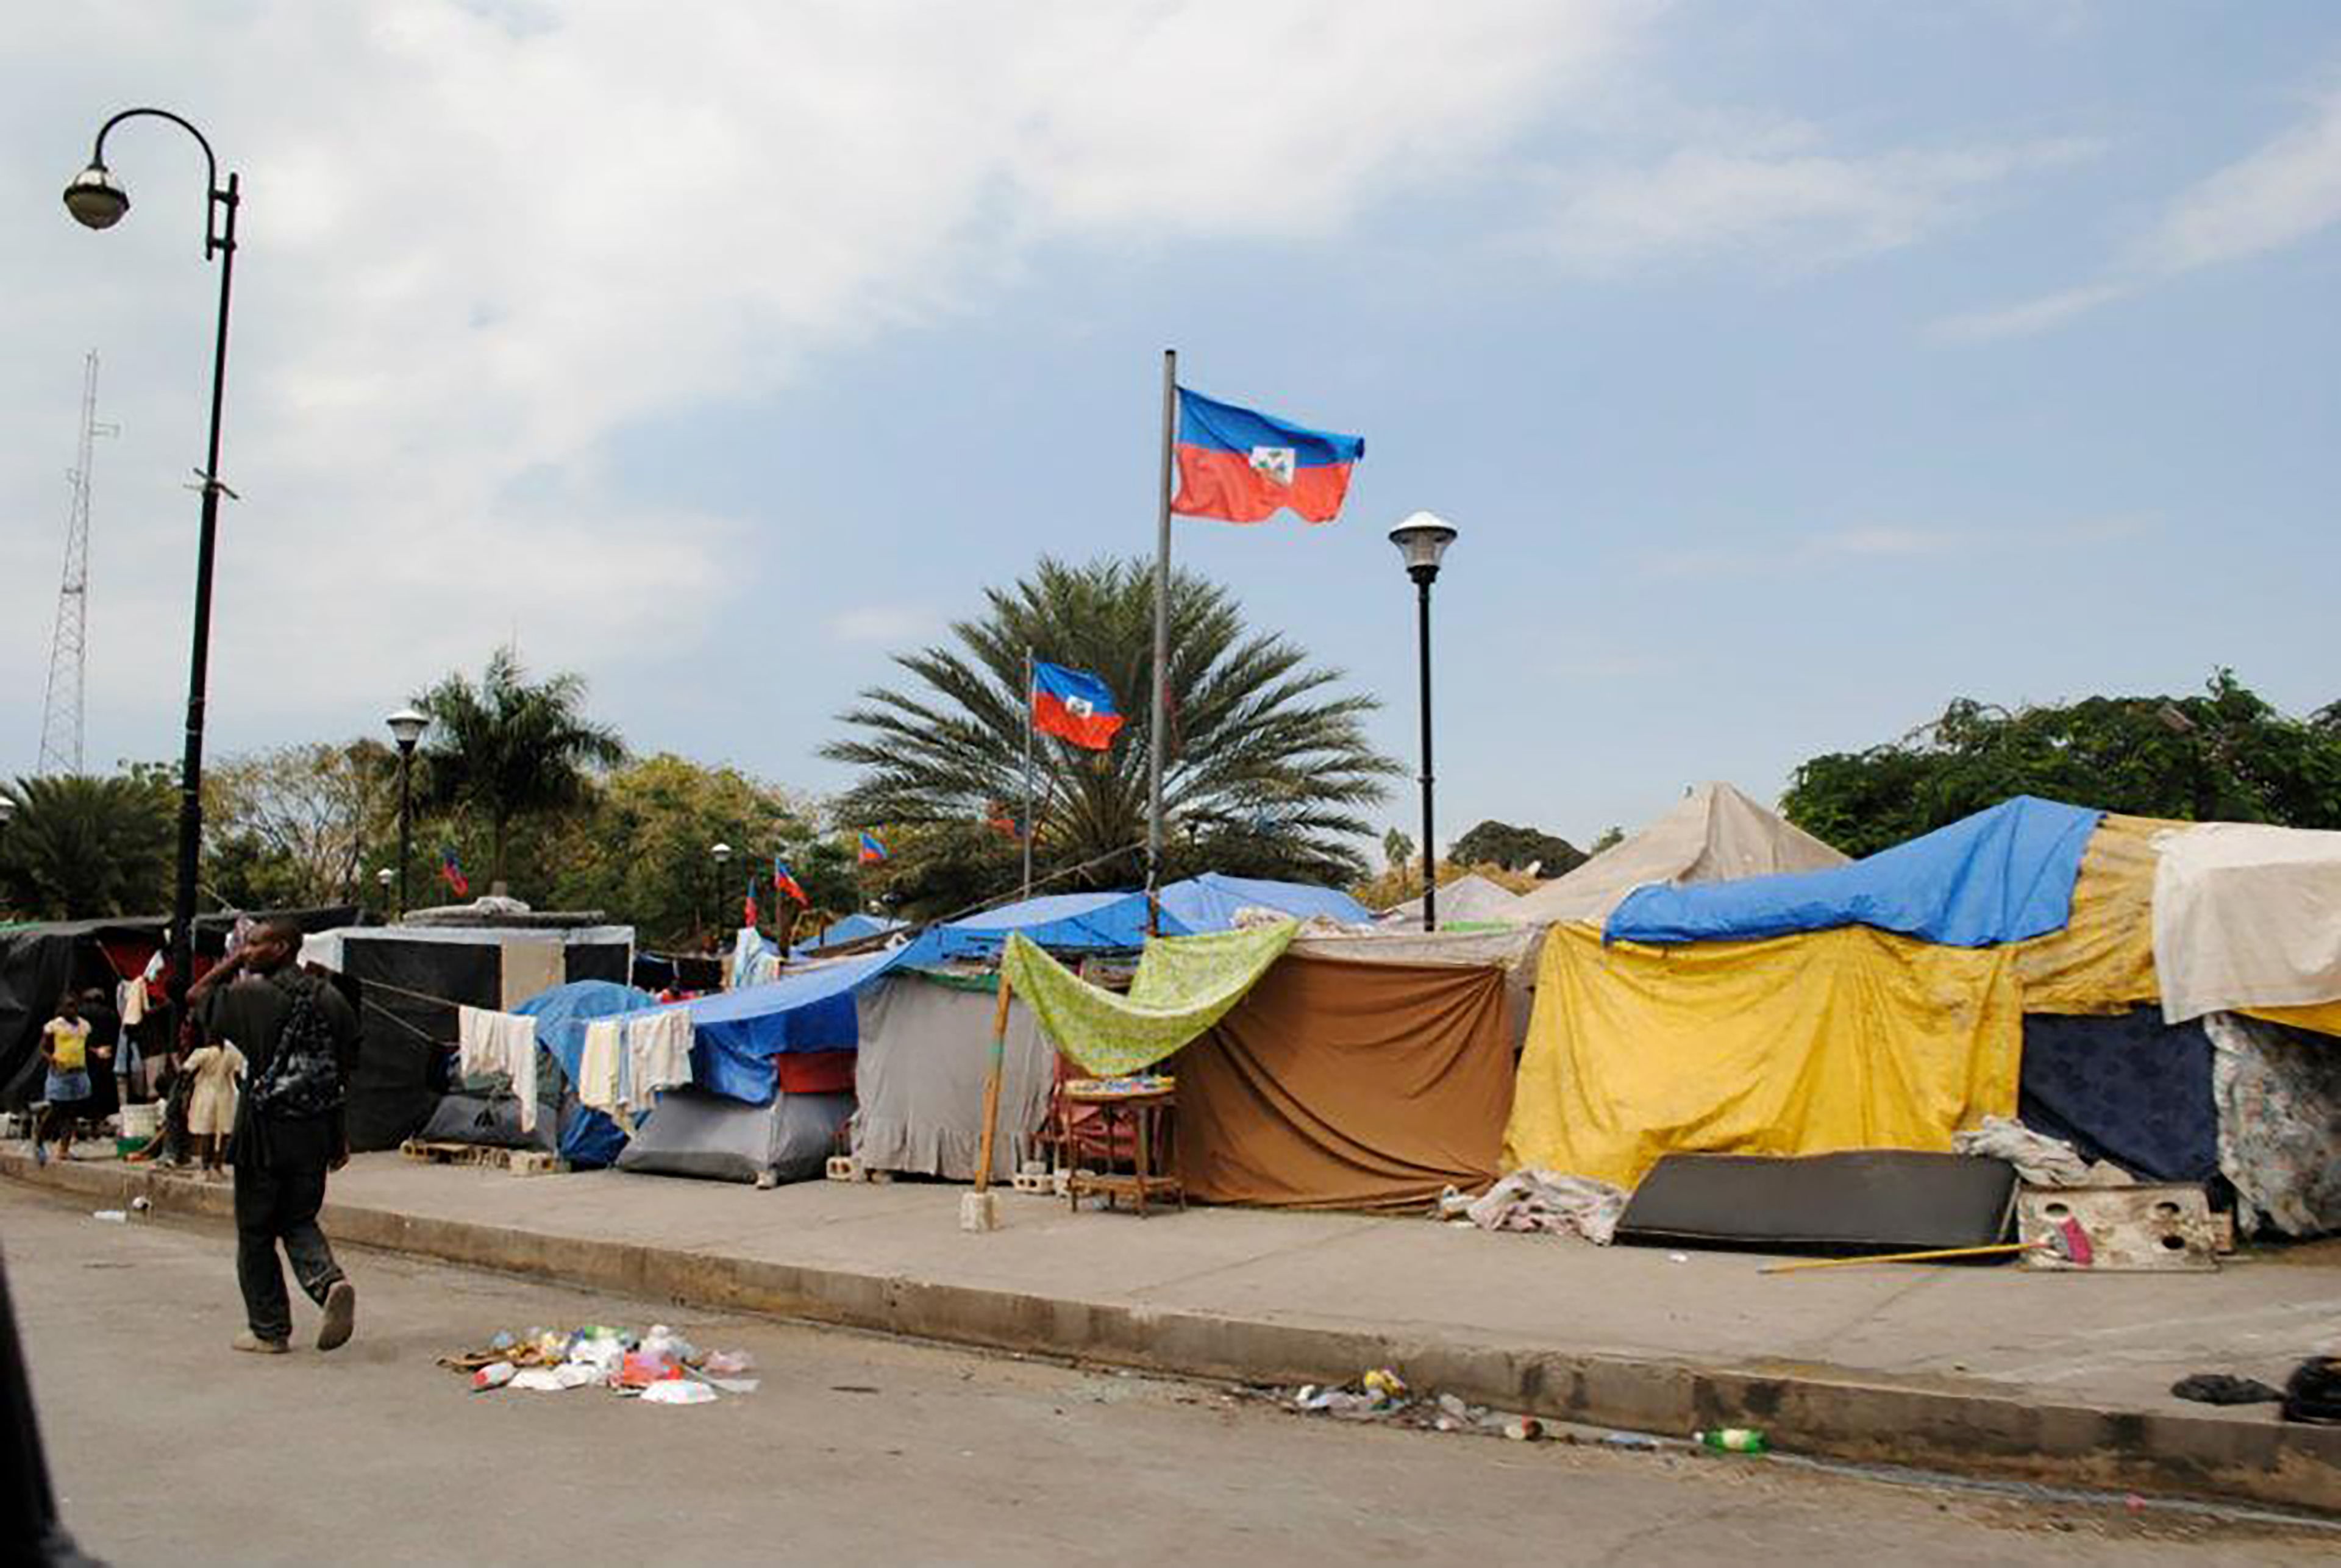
[[1494, 788, 2341, 1250]]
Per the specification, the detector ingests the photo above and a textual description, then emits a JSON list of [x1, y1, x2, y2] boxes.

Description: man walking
[[190, 918, 360, 1355]]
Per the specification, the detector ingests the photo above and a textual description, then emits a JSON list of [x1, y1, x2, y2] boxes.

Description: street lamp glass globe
[[1388, 511, 1458, 579], [385, 707, 429, 749], [63, 165, 129, 229], [711, 842, 733, 863], [376, 868, 396, 886]]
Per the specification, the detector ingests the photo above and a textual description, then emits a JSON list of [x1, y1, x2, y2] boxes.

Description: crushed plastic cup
[[471, 1361, 517, 1392]]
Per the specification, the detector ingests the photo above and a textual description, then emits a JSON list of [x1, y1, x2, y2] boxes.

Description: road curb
[[9, 1154, 2336, 1514]]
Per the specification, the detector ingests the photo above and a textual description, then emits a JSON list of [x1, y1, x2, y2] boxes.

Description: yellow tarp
[[2240, 1000, 2341, 1038], [1505, 923, 2022, 1188], [2008, 812, 2175, 1014]]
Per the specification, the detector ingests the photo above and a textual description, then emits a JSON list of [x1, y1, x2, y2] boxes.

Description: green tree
[[1586, 825, 1625, 856], [1381, 827, 1414, 872], [541, 754, 822, 949], [1783, 671, 2341, 857], [414, 646, 625, 892], [0, 773, 176, 919], [1450, 819, 1586, 878], [825, 556, 1399, 916]]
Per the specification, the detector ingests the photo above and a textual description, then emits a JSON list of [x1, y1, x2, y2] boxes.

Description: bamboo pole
[[1758, 1241, 2045, 1275], [973, 974, 1013, 1195]]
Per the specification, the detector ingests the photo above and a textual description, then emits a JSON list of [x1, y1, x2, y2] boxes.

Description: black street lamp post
[[385, 708, 429, 918], [64, 108, 241, 1047], [1389, 513, 1458, 933]]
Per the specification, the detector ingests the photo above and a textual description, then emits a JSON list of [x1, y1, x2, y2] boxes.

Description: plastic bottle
[[1695, 1427, 1768, 1454]]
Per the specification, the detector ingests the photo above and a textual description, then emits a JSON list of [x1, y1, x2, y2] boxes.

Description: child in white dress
[[181, 1041, 246, 1178]]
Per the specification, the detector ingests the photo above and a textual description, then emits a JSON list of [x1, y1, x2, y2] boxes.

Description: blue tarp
[[930, 891, 1186, 959], [511, 979, 661, 1167], [793, 912, 905, 955], [1157, 873, 1370, 932], [2019, 1010, 2219, 1183], [1606, 797, 2104, 949]]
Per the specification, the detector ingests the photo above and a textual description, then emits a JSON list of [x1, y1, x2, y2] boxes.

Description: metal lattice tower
[[38, 351, 116, 776]]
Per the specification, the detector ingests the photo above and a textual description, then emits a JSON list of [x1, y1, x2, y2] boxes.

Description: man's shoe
[[232, 1331, 290, 1355], [317, 1280, 356, 1352]]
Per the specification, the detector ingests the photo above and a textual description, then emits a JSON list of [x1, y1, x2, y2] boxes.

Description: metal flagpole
[[1147, 349, 1175, 924], [1021, 645, 1035, 902]]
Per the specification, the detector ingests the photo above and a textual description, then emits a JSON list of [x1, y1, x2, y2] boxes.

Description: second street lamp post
[[385, 708, 429, 919], [710, 842, 733, 946], [1389, 513, 1458, 933], [63, 107, 241, 1049]]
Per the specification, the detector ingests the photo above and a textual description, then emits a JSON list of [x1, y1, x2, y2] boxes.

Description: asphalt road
[[2, 1181, 2327, 1567]]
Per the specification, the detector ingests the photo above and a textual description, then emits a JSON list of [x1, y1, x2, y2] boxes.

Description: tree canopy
[[824, 556, 1399, 916], [1449, 819, 1586, 878], [0, 773, 176, 920], [415, 645, 625, 888], [1782, 671, 2341, 857]]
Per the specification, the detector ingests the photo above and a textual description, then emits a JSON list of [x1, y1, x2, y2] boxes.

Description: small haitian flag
[[772, 857, 808, 905], [439, 847, 469, 898], [1031, 660, 1125, 751], [857, 831, 889, 865], [1170, 387, 1363, 524], [743, 878, 760, 928]]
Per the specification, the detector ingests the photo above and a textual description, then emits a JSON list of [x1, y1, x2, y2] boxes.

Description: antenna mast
[[40, 351, 116, 776]]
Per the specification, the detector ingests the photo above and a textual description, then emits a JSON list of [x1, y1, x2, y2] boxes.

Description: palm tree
[[0, 773, 176, 920], [414, 646, 625, 891], [824, 557, 1398, 914]]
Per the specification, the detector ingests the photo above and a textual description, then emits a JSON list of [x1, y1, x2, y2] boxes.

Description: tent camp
[[1509, 782, 1847, 927], [850, 969, 1057, 1182], [1503, 797, 2341, 1236], [300, 920, 633, 1150], [1380, 873, 1525, 927], [1161, 873, 1372, 931]]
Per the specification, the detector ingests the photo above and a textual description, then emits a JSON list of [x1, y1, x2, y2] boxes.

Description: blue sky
[[3, 1, 2335, 855]]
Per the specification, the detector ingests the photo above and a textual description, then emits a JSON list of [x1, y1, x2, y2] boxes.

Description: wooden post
[[973, 974, 1013, 1195], [1756, 1241, 2044, 1275]]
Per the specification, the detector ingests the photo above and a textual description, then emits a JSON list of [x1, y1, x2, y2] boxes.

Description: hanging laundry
[[577, 1018, 634, 1130], [626, 1010, 694, 1101], [457, 1005, 541, 1134]]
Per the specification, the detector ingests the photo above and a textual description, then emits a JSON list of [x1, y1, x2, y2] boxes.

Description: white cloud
[[1531, 129, 2094, 275], [1935, 82, 2341, 340], [1812, 526, 1967, 557], [0, 1, 1652, 768]]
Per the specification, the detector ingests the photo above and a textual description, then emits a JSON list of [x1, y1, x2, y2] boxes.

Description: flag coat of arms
[[1032, 661, 1125, 750], [1170, 387, 1364, 524]]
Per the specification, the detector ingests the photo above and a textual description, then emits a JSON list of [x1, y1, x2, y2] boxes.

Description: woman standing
[[34, 996, 94, 1165]]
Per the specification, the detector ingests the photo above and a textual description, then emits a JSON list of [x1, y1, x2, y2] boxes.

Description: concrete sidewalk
[[9, 1148, 2339, 1512]]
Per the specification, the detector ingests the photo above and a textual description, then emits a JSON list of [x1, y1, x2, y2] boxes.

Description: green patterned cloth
[[1000, 921, 1298, 1076]]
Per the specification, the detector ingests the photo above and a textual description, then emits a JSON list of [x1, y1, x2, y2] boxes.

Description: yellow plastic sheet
[[1505, 924, 2022, 1188], [2240, 1000, 2341, 1038], [2009, 813, 2176, 1014]]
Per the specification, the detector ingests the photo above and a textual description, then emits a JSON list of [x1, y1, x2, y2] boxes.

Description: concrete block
[[959, 1191, 1001, 1232]]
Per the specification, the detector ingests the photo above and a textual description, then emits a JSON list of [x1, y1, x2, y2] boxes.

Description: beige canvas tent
[[1509, 782, 1847, 927]]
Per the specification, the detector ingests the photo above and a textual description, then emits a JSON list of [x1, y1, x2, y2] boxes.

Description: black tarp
[[0, 908, 356, 1111], [1616, 1150, 2020, 1253], [341, 938, 500, 1152]]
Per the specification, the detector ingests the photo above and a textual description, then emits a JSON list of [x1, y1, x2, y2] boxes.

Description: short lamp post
[[1388, 513, 1458, 933], [710, 842, 733, 940], [385, 708, 429, 918], [375, 866, 395, 918], [65, 107, 241, 1050]]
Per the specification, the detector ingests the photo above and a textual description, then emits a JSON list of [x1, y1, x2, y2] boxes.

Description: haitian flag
[[857, 832, 889, 865], [439, 847, 470, 899], [1032, 661, 1124, 750], [743, 878, 760, 927], [772, 857, 808, 905], [1170, 387, 1363, 524]]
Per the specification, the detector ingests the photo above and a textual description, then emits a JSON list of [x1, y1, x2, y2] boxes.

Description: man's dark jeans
[[233, 1160, 343, 1342]]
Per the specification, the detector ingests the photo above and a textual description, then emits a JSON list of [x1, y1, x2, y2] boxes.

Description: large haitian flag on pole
[[1169, 387, 1364, 524], [1032, 660, 1125, 750]]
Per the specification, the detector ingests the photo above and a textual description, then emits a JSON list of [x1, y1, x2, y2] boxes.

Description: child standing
[[180, 1039, 246, 1178]]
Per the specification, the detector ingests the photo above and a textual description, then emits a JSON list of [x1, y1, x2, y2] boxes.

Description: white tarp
[[1508, 781, 1848, 927], [2154, 823, 2341, 1022]]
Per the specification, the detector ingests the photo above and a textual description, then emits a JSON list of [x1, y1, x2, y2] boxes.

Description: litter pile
[[441, 1323, 757, 1405], [1285, 1369, 1545, 1442]]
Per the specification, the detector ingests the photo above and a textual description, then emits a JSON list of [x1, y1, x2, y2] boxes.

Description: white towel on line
[[456, 1005, 541, 1134], [627, 1010, 694, 1100]]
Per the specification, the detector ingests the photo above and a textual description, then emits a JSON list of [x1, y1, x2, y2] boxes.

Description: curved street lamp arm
[[89, 106, 234, 257]]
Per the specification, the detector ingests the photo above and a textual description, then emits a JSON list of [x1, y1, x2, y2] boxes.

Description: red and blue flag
[[857, 832, 889, 865], [772, 857, 808, 905], [1170, 387, 1363, 525], [438, 847, 469, 899], [743, 878, 760, 927], [1032, 660, 1124, 750]]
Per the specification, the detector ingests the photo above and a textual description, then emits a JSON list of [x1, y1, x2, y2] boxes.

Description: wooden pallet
[[399, 1139, 565, 1177]]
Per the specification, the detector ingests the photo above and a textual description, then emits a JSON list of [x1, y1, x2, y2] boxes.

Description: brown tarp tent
[[1177, 953, 1513, 1210]]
